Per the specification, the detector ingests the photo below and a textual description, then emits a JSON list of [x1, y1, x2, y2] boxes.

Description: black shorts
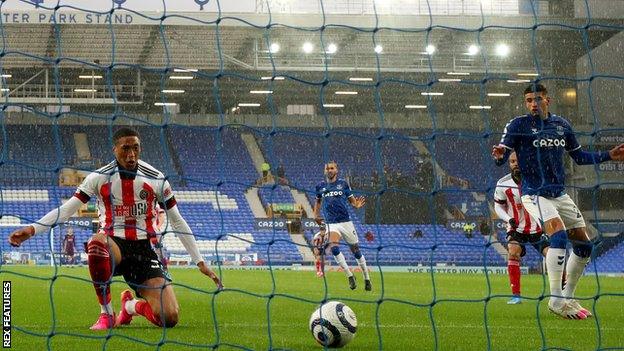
[[506, 231, 549, 257], [109, 236, 171, 296]]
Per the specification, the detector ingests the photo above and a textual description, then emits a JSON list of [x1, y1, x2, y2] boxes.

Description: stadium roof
[[0, 9, 621, 118]]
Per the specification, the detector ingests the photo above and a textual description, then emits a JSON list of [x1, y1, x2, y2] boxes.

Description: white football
[[309, 301, 357, 348]]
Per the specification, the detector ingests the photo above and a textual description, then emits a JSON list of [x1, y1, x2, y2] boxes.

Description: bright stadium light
[[425, 44, 436, 55], [74, 88, 96, 92], [161, 89, 185, 93], [335, 91, 358, 95], [302, 42, 314, 53], [323, 104, 344, 108], [238, 103, 261, 107], [269, 43, 280, 54], [79, 75, 102, 79], [154, 102, 178, 106], [469, 105, 492, 109], [250, 90, 273, 94], [517, 72, 539, 77], [421, 92, 443, 96], [487, 93, 510, 97], [507, 79, 530, 83], [1, 74, 12, 78], [326, 43, 338, 54], [467, 44, 479, 56], [405, 105, 427, 109], [0, 88, 9, 92], [447, 72, 470, 76], [496, 43, 510, 57], [261, 76, 285, 80], [174, 68, 198, 73], [169, 75, 194, 80], [438, 78, 461, 82], [374, 45, 383, 54], [349, 77, 373, 81]]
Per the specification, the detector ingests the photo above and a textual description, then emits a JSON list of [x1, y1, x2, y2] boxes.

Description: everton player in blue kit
[[492, 84, 624, 319], [314, 161, 371, 291]]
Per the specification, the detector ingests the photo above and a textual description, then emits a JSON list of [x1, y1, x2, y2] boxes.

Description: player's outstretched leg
[[330, 245, 355, 289], [563, 241, 592, 317], [350, 245, 371, 291], [87, 238, 116, 330]]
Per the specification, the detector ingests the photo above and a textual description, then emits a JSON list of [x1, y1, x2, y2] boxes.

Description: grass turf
[[1, 265, 622, 350]]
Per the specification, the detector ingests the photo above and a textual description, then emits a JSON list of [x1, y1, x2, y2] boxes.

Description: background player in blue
[[313, 161, 370, 291], [492, 83, 624, 319]]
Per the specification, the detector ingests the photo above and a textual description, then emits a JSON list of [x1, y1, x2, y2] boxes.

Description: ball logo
[[112, 0, 126, 8], [195, 0, 210, 10], [163, 188, 172, 198], [533, 138, 565, 148], [139, 190, 149, 200]]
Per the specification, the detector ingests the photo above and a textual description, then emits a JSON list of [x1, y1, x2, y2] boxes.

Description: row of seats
[[0, 124, 620, 271]]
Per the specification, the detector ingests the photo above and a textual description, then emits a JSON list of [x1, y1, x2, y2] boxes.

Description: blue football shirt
[[498, 113, 581, 197], [315, 179, 353, 223]]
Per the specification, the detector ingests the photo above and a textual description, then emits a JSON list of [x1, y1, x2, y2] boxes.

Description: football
[[309, 301, 357, 348]]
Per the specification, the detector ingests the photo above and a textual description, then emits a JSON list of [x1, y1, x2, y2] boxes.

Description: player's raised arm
[[8, 175, 95, 247], [562, 122, 619, 165], [567, 142, 624, 165]]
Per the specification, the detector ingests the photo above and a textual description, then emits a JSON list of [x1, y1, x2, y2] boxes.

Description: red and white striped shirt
[[74, 160, 176, 240], [494, 174, 542, 234]]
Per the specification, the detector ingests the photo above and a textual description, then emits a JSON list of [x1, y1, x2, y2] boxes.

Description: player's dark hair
[[523, 83, 547, 95], [113, 127, 140, 144], [325, 161, 338, 169]]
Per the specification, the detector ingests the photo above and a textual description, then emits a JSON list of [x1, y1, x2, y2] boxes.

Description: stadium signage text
[[1, 12, 134, 24], [406, 266, 528, 274], [598, 161, 624, 172], [302, 219, 321, 229], [254, 218, 321, 231], [448, 220, 506, 231], [64, 217, 93, 228], [255, 219, 287, 229], [447, 221, 477, 230], [598, 135, 624, 144]]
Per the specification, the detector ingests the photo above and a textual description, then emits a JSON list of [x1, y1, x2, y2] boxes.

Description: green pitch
[[1, 266, 622, 350]]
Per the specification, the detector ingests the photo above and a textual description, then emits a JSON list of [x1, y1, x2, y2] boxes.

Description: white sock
[[563, 252, 590, 299], [333, 252, 353, 277], [356, 256, 370, 280], [125, 299, 138, 315], [100, 302, 114, 315], [545, 248, 566, 305]]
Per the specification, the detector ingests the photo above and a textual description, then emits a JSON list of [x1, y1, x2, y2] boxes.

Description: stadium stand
[[1, 124, 621, 272]]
